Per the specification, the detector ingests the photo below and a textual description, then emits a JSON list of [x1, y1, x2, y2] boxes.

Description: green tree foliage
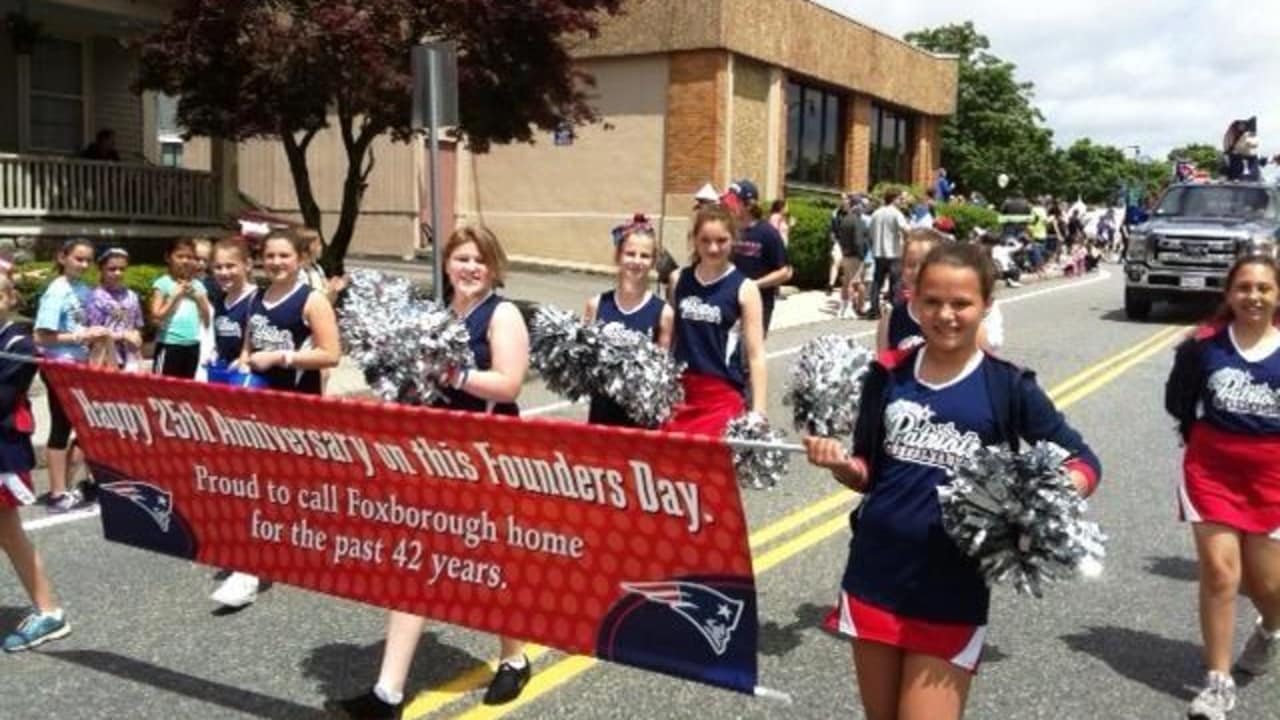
[[1167, 143, 1222, 175]]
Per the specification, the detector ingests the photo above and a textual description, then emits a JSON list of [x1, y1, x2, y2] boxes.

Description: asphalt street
[[3, 267, 1277, 719]]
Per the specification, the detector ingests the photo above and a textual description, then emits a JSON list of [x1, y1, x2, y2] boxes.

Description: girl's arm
[[193, 286, 212, 326], [148, 281, 187, 326], [1016, 371, 1102, 496], [875, 305, 892, 352], [738, 280, 767, 415], [1164, 337, 1202, 442], [583, 295, 599, 324], [249, 294, 340, 372], [656, 304, 675, 350], [803, 436, 868, 491], [0, 334, 39, 417], [454, 301, 528, 403]]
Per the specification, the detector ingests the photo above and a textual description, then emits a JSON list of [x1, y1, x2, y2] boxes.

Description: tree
[[904, 22, 1056, 202], [136, 0, 623, 274], [1167, 143, 1222, 176]]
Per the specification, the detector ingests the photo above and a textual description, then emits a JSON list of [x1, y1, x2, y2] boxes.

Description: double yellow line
[[408, 324, 1186, 720]]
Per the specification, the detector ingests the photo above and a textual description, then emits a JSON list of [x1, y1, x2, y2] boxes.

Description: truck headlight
[[1127, 234, 1148, 262], [1246, 237, 1278, 258]]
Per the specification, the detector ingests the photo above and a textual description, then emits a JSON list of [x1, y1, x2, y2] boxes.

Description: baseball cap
[[732, 179, 759, 202]]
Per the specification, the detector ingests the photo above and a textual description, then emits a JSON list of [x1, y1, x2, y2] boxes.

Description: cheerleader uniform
[[246, 282, 320, 395], [213, 286, 257, 366], [0, 322, 38, 509], [1167, 324, 1280, 536], [435, 292, 519, 417], [665, 266, 747, 437], [832, 346, 1100, 671], [588, 291, 664, 427]]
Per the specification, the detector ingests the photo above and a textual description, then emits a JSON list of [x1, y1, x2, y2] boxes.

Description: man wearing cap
[[728, 180, 791, 335]]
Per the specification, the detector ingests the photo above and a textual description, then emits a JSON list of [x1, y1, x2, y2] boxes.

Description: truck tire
[[1124, 289, 1153, 320]]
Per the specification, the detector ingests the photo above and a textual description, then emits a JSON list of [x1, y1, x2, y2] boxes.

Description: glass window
[[785, 79, 844, 187], [868, 102, 915, 188], [29, 38, 84, 153]]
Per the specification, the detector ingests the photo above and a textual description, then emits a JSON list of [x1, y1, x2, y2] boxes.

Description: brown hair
[[166, 236, 197, 258], [904, 227, 951, 256], [1213, 254, 1280, 325], [262, 228, 310, 257], [689, 204, 739, 264], [614, 214, 657, 262], [917, 242, 997, 303], [213, 236, 252, 265], [443, 225, 508, 286], [56, 238, 94, 276]]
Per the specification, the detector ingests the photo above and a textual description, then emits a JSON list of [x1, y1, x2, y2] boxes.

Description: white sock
[[1207, 670, 1234, 688], [373, 682, 404, 706], [500, 653, 528, 670], [39, 608, 64, 621]]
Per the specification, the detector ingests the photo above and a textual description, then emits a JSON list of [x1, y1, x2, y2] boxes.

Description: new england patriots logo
[[620, 581, 744, 656], [99, 482, 174, 533]]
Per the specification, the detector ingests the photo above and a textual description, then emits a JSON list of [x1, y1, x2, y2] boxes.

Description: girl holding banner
[[584, 215, 673, 427], [805, 243, 1099, 720], [664, 204, 768, 436], [210, 230, 340, 609], [329, 226, 533, 719]]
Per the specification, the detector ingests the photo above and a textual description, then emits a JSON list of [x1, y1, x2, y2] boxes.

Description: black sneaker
[[324, 689, 401, 720], [483, 656, 531, 705]]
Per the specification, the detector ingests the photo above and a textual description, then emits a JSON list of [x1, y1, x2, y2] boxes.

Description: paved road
[[3, 268, 1276, 719]]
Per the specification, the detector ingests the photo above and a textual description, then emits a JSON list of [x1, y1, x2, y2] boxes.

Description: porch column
[[210, 138, 239, 218]]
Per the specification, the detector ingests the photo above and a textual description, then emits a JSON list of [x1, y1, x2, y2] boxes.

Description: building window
[[869, 103, 913, 188], [156, 95, 185, 167], [28, 38, 84, 153], [785, 80, 843, 187]]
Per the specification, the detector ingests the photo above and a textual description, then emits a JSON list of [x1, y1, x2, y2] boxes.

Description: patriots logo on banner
[[100, 482, 174, 533], [620, 581, 744, 656]]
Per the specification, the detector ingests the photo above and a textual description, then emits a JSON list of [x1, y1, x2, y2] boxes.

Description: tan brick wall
[[730, 56, 770, 191], [911, 116, 942, 189], [579, 0, 958, 117], [664, 50, 729, 196], [844, 95, 872, 192]]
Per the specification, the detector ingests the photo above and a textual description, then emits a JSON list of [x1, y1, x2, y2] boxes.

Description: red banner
[[42, 363, 760, 693]]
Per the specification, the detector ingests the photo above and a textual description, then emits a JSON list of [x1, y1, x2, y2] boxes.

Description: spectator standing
[[80, 130, 120, 162], [867, 189, 909, 319], [729, 180, 792, 335], [835, 195, 871, 319], [934, 168, 954, 202], [768, 199, 792, 246]]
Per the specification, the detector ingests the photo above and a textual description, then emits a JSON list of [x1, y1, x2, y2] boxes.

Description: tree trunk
[[322, 110, 379, 276], [281, 129, 323, 234]]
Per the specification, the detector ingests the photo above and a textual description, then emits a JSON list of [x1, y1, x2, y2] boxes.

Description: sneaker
[[324, 689, 401, 720], [46, 490, 86, 515], [2, 609, 70, 652], [210, 572, 260, 608], [1187, 671, 1236, 720], [483, 655, 531, 705], [1236, 620, 1280, 676], [1006, 279, 1023, 288]]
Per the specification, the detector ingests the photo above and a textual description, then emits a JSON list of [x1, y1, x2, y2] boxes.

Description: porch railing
[[0, 153, 221, 224]]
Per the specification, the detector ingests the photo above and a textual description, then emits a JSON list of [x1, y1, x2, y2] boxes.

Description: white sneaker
[[1006, 279, 1023, 288], [210, 572, 260, 608], [1236, 619, 1280, 676], [1187, 671, 1236, 720]]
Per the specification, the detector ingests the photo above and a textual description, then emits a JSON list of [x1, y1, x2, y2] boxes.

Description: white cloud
[[815, 0, 1280, 160]]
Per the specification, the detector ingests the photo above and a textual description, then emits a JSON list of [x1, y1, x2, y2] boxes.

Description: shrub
[[14, 262, 167, 319], [935, 202, 1001, 240], [783, 197, 836, 290], [870, 181, 928, 204]]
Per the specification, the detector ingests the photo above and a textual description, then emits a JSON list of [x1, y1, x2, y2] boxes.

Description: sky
[[816, 0, 1280, 162]]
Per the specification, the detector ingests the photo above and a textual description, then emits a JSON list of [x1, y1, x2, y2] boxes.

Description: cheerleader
[[663, 204, 767, 436], [584, 215, 674, 427], [208, 237, 257, 367], [33, 239, 108, 513], [877, 228, 1004, 353], [1165, 255, 1280, 720], [209, 230, 339, 609], [328, 226, 532, 719], [805, 243, 1099, 720], [0, 274, 71, 651]]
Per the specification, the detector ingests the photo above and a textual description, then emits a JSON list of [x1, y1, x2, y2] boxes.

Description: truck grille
[[1152, 235, 1238, 269]]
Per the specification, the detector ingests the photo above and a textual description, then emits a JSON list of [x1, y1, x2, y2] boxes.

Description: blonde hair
[[444, 225, 508, 286]]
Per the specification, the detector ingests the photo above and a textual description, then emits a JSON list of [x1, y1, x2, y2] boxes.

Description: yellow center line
[[428, 324, 1188, 720], [402, 646, 552, 718]]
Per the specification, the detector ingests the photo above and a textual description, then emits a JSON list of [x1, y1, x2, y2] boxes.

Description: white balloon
[[997, 173, 1010, 189]]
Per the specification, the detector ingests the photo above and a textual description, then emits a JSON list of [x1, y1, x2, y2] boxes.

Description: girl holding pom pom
[[1165, 255, 1280, 719], [663, 204, 768, 436], [805, 243, 1099, 720], [584, 214, 674, 427], [329, 226, 533, 719]]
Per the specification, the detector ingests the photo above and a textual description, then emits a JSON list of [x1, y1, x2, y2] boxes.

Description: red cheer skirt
[[662, 373, 745, 438], [828, 592, 987, 673], [1182, 421, 1280, 536]]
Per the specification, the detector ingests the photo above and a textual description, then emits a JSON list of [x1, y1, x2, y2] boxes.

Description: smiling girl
[[805, 243, 1100, 720], [584, 215, 674, 427], [1166, 255, 1280, 719]]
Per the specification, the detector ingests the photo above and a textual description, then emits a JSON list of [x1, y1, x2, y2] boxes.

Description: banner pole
[[753, 685, 794, 704], [724, 437, 807, 454]]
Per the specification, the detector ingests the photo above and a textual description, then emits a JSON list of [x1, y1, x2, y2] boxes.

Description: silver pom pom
[[784, 335, 874, 437], [724, 412, 791, 490], [938, 441, 1107, 598], [339, 269, 473, 406], [529, 305, 684, 427]]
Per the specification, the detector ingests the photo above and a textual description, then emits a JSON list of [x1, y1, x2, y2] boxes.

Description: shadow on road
[[0, 605, 30, 630], [44, 648, 325, 719], [300, 633, 484, 705], [758, 602, 828, 657], [1059, 625, 1199, 700], [1144, 555, 1199, 582]]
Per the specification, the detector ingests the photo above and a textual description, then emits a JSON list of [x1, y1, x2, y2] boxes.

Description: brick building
[[455, 0, 958, 268]]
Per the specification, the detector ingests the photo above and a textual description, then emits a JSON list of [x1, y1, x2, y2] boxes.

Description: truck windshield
[[1153, 186, 1275, 220]]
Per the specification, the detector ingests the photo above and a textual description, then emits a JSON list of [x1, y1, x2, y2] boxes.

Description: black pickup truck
[[1123, 182, 1280, 319]]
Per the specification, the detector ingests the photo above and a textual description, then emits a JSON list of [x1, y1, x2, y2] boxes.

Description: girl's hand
[[83, 326, 111, 341], [123, 330, 143, 348], [803, 436, 866, 491], [248, 351, 282, 373]]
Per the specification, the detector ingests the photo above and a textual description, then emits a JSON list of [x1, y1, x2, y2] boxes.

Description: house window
[[28, 39, 84, 153], [785, 80, 843, 187], [869, 103, 913, 188]]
